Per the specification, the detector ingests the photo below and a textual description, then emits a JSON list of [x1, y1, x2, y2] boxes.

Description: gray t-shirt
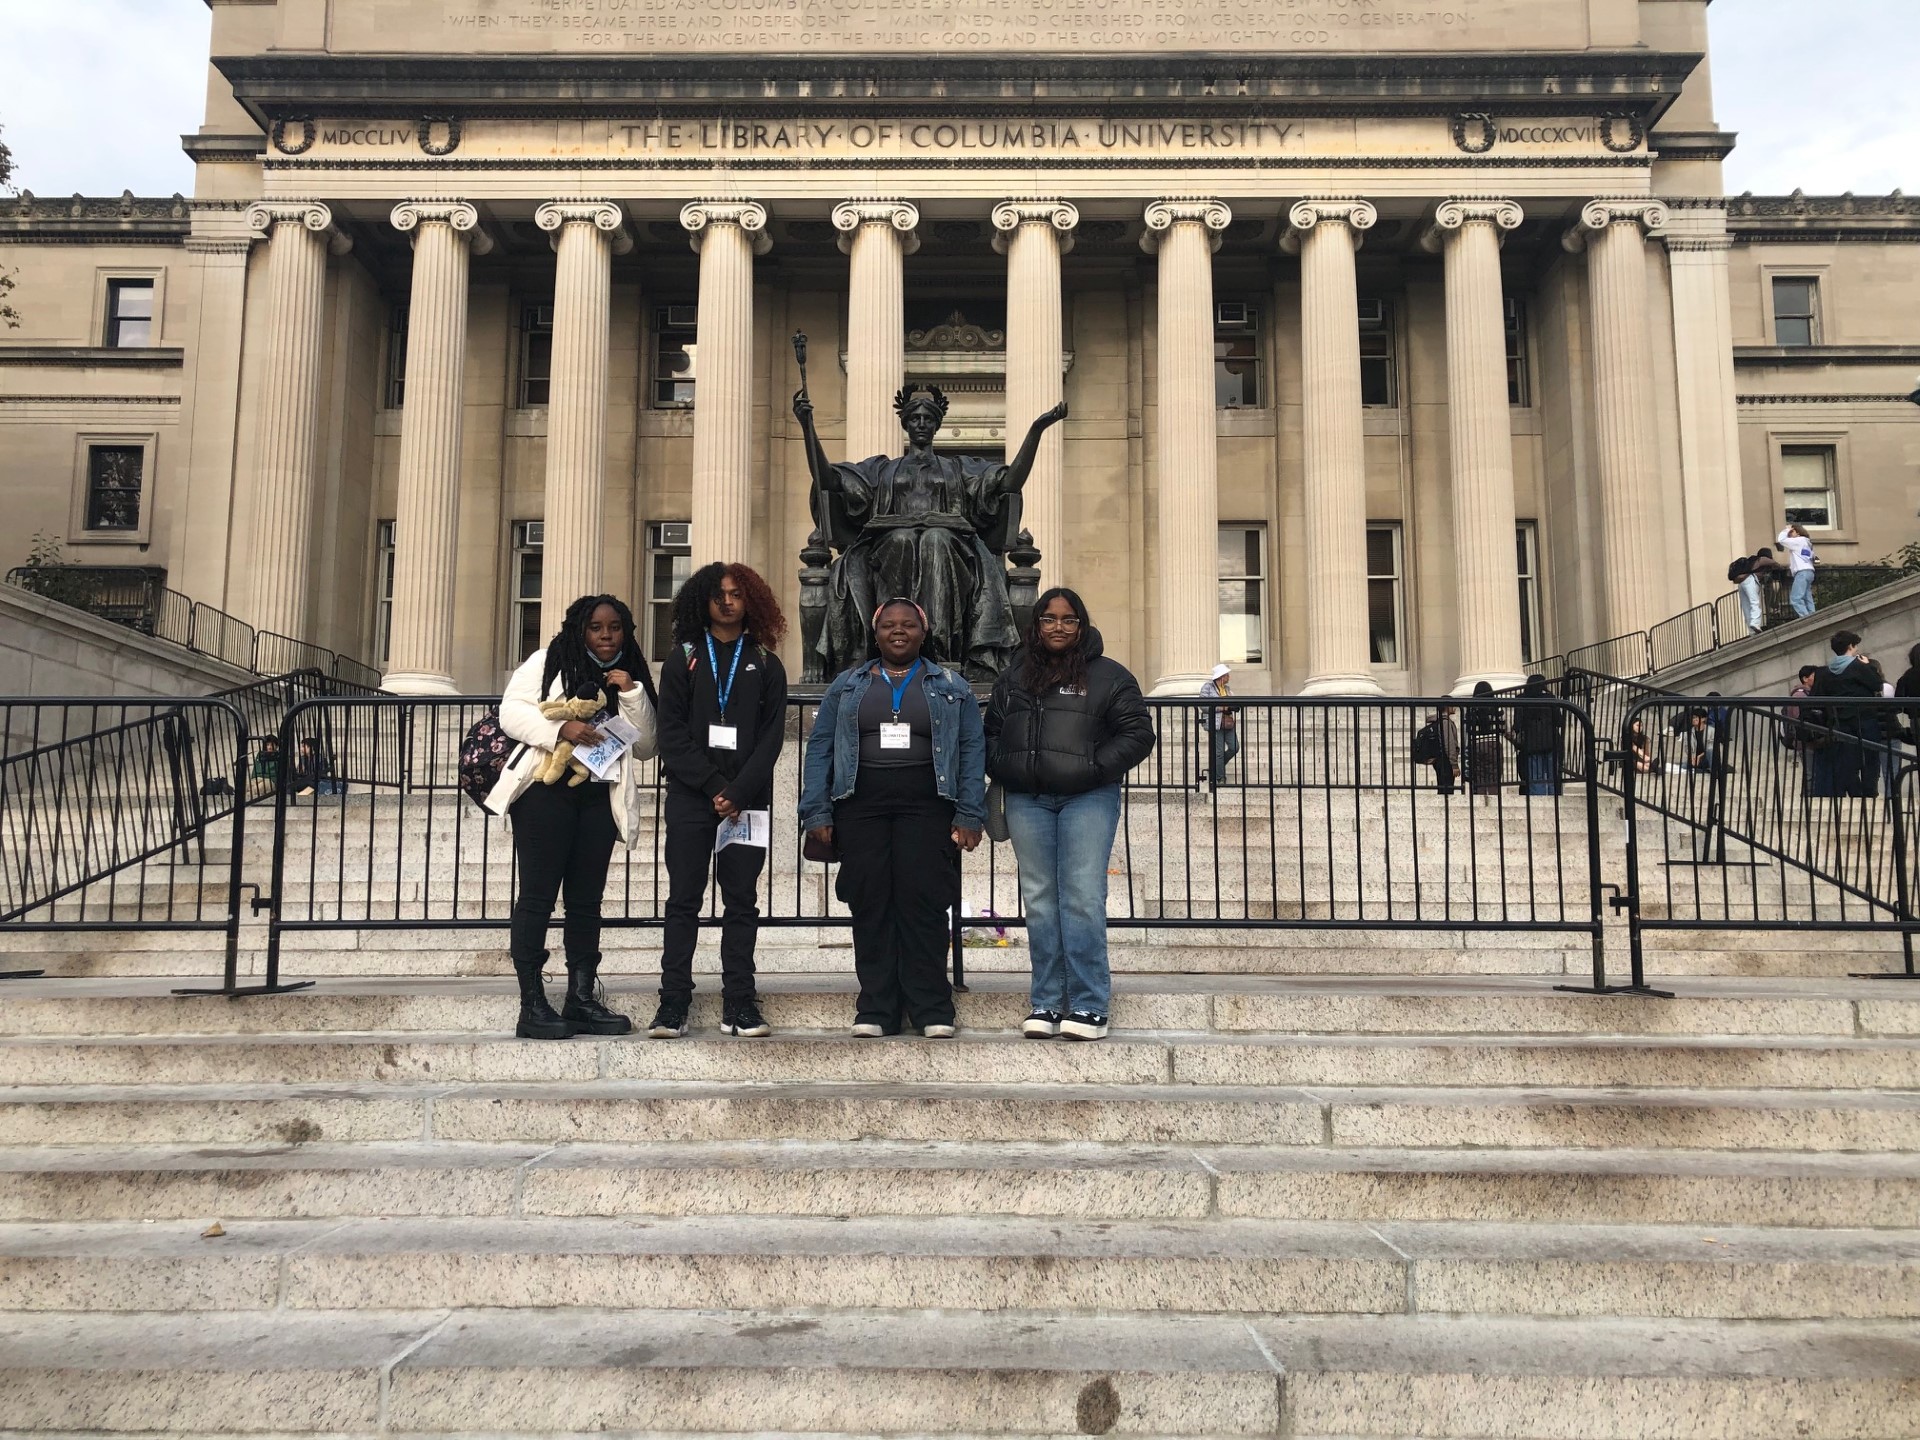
[[858, 672, 935, 768]]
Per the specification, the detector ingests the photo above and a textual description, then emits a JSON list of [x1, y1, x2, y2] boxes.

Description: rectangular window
[[84, 445, 144, 531], [1781, 445, 1837, 530], [373, 520, 396, 664], [1213, 301, 1261, 409], [385, 306, 409, 409], [647, 521, 694, 658], [653, 304, 699, 408], [1505, 296, 1531, 407], [1216, 523, 1266, 666], [1516, 521, 1543, 664], [1358, 299, 1397, 408], [510, 521, 544, 662], [518, 304, 554, 408], [1772, 277, 1820, 348], [105, 280, 154, 348], [1366, 523, 1404, 666]]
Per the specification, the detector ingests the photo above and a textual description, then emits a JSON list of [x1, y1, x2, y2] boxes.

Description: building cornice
[[1728, 190, 1920, 242], [0, 192, 192, 244], [1734, 345, 1920, 367], [0, 347, 186, 368]]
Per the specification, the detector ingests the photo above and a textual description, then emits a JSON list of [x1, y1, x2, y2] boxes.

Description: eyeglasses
[[1036, 615, 1083, 630]]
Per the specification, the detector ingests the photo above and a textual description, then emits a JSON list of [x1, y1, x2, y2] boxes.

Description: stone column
[[681, 200, 771, 570], [535, 200, 632, 639], [993, 200, 1078, 577], [1424, 199, 1527, 693], [382, 201, 491, 695], [1665, 209, 1746, 603], [243, 201, 349, 641], [1284, 199, 1383, 697], [1566, 198, 1670, 638], [833, 200, 919, 461], [1142, 199, 1231, 695]]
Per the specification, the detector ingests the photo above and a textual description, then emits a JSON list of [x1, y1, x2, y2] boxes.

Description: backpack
[[1410, 719, 1443, 766], [1727, 556, 1753, 584], [457, 707, 523, 813]]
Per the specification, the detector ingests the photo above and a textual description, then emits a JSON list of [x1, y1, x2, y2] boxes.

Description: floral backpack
[[457, 708, 522, 812]]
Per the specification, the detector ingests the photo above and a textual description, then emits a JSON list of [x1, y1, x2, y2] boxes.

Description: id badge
[[708, 724, 739, 751], [880, 722, 913, 751]]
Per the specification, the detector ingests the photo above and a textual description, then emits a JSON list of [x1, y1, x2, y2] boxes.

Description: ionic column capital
[[992, 200, 1079, 255], [1281, 198, 1376, 255], [681, 200, 772, 256], [1420, 197, 1523, 253], [246, 200, 352, 256], [535, 200, 634, 256], [833, 200, 920, 255], [390, 199, 495, 256], [1140, 198, 1231, 254], [1563, 197, 1669, 252]]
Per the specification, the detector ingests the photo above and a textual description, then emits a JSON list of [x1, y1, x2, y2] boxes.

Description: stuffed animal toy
[[535, 694, 606, 786]]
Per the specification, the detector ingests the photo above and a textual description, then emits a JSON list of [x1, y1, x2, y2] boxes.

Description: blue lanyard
[[705, 633, 744, 720], [883, 659, 922, 720]]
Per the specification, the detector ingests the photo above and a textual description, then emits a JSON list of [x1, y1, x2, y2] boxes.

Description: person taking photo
[[800, 598, 986, 1038], [985, 588, 1155, 1042], [487, 594, 659, 1040], [649, 563, 789, 1040]]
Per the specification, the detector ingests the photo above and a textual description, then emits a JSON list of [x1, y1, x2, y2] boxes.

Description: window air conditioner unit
[[524, 521, 545, 547], [665, 305, 698, 328], [656, 522, 692, 549], [1215, 302, 1250, 327]]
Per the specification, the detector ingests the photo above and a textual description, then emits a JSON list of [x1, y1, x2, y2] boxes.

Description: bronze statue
[[792, 358, 1066, 682]]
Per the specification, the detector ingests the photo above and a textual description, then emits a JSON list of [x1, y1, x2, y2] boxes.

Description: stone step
[[2, 1029, 1916, 1091], [3, 1306, 1915, 1436], [4, 1215, 1918, 1321], [5, 1139, 1918, 1230], [5, 1078, 1920, 1151], [3, 973, 1896, 1040]]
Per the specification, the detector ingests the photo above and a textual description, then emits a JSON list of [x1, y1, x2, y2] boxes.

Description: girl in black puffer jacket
[[984, 588, 1156, 1041]]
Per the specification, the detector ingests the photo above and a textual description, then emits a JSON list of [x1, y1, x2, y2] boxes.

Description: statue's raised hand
[[792, 389, 815, 423], [1039, 400, 1069, 427]]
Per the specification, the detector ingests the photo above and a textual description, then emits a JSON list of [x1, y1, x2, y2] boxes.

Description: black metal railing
[[256, 695, 1613, 991], [0, 698, 266, 985], [1615, 695, 1920, 983]]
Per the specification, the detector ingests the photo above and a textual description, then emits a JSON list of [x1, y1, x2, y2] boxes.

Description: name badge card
[[880, 723, 913, 750], [709, 724, 739, 751]]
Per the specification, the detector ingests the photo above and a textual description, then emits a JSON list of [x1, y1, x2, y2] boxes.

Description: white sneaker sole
[[1021, 1020, 1059, 1039], [647, 1023, 687, 1039], [721, 1023, 772, 1038], [851, 1023, 885, 1038], [921, 1024, 956, 1039], [1058, 1021, 1108, 1041]]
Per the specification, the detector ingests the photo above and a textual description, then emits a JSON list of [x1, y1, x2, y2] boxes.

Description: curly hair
[[669, 562, 788, 651], [1019, 586, 1095, 697], [541, 594, 659, 708]]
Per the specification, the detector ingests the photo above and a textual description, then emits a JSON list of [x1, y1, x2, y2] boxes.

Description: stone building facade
[[0, 0, 1914, 695]]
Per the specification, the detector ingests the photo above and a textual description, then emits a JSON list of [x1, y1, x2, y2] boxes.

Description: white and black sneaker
[[920, 1022, 956, 1039], [646, 998, 689, 1039], [1022, 1010, 1062, 1039], [851, 1021, 886, 1038], [1058, 1011, 1109, 1042], [720, 998, 771, 1038]]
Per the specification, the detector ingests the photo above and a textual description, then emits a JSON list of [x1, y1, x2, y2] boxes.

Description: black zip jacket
[[983, 630, 1156, 795], [656, 633, 789, 820]]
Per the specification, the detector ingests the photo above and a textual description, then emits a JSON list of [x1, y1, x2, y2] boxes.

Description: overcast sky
[[1, 0, 1916, 198]]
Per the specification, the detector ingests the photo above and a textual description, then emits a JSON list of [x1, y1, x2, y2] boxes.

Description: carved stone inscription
[[328, 0, 1590, 55]]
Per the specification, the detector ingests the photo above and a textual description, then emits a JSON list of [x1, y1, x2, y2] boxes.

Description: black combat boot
[[513, 951, 577, 1040], [563, 955, 633, 1036]]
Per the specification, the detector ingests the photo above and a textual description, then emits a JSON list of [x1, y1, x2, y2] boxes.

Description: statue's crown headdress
[[893, 384, 950, 422]]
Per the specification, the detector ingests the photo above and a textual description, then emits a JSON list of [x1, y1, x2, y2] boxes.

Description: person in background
[[1425, 703, 1460, 796], [249, 736, 281, 800], [1199, 663, 1239, 787], [985, 587, 1156, 1043], [1777, 523, 1818, 619], [1626, 717, 1654, 775], [1464, 680, 1505, 800], [291, 737, 333, 798], [1749, 547, 1786, 629], [1784, 663, 1820, 793], [1731, 553, 1761, 635], [649, 563, 789, 1041], [487, 594, 660, 1040], [1807, 629, 1884, 798], [1511, 674, 1564, 797], [800, 599, 986, 1039]]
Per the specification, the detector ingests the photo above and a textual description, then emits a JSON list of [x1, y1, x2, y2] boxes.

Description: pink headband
[[871, 598, 929, 632]]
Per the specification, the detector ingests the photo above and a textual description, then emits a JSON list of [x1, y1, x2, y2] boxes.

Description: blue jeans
[[1791, 570, 1815, 618], [1004, 784, 1123, 1018], [1522, 752, 1558, 797], [1738, 577, 1762, 633]]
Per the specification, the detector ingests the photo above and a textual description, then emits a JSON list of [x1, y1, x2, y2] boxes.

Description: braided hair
[[541, 594, 659, 709], [669, 562, 789, 651], [1020, 586, 1095, 697]]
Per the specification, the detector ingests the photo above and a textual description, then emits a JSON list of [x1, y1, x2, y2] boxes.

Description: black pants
[[509, 780, 618, 968], [833, 764, 957, 1031], [661, 809, 766, 1003], [1433, 756, 1456, 795]]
